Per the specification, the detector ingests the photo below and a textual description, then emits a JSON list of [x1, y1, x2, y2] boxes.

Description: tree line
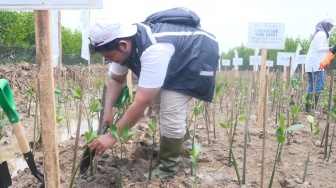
[[1, 11, 336, 69]]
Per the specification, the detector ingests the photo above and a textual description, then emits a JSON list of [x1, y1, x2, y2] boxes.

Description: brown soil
[[1, 63, 336, 188]]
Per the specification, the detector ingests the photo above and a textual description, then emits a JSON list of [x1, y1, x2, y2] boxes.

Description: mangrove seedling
[[269, 115, 304, 188], [84, 126, 99, 176], [191, 105, 201, 175], [110, 123, 137, 188], [220, 121, 241, 185], [147, 116, 158, 180], [302, 115, 320, 183], [190, 141, 201, 187]]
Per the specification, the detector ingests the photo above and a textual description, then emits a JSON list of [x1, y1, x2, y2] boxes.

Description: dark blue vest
[[125, 22, 219, 102]]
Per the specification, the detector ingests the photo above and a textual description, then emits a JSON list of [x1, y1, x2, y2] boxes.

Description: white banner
[[51, 10, 59, 68], [80, 10, 90, 60], [276, 52, 295, 66], [221, 59, 230, 66], [294, 55, 306, 65], [247, 22, 285, 49], [232, 58, 243, 66], [249, 56, 261, 65], [0, 0, 103, 9], [266, 60, 274, 67]]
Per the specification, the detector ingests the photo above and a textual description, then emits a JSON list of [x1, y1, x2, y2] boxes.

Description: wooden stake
[[243, 73, 253, 184], [34, 10, 60, 187], [57, 11, 62, 91], [324, 70, 334, 159], [257, 49, 267, 128], [260, 74, 269, 188], [71, 72, 85, 178]]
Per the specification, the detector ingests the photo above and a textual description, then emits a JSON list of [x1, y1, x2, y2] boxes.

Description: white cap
[[89, 18, 137, 47], [324, 17, 335, 26]]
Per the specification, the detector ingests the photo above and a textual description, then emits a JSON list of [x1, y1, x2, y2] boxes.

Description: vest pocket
[[183, 60, 215, 95]]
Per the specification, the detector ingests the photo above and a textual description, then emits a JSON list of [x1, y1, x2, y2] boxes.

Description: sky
[[61, 0, 336, 53]]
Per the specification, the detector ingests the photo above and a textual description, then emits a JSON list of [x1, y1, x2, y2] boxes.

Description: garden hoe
[[80, 85, 129, 174], [0, 79, 44, 188]]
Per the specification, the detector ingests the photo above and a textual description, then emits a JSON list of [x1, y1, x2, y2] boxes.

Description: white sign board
[[247, 22, 285, 49], [221, 59, 230, 66], [266, 60, 274, 67], [294, 55, 306, 64], [232, 58, 243, 66], [249, 56, 261, 65], [276, 52, 295, 66], [0, 0, 103, 9]]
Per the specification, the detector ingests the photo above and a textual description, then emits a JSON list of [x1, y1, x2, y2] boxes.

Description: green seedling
[[56, 106, 63, 124], [0, 117, 9, 140], [24, 83, 35, 116], [110, 123, 137, 188], [71, 87, 81, 118], [326, 111, 336, 161], [269, 115, 304, 188], [84, 126, 99, 176], [302, 115, 319, 183], [213, 83, 223, 140], [191, 105, 201, 175], [83, 98, 103, 129], [189, 141, 201, 188], [147, 116, 158, 180], [220, 121, 241, 185], [229, 115, 245, 164]]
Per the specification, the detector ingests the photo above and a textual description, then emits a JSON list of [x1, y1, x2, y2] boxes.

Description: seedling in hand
[[110, 123, 137, 188]]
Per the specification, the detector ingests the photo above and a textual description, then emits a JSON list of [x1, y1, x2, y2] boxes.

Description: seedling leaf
[[194, 107, 200, 117], [122, 124, 130, 138], [110, 124, 119, 140], [280, 115, 285, 131], [276, 128, 285, 143], [124, 129, 137, 141], [307, 115, 314, 123], [286, 124, 304, 132]]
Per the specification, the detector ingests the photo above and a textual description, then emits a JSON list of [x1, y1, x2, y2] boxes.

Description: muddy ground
[[1, 63, 336, 188]]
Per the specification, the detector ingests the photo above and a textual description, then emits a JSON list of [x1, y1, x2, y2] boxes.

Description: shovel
[[0, 79, 44, 187], [0, 151, 12, 188], [79, 85, 129, 174]]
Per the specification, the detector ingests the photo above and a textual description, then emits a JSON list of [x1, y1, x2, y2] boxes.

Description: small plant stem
[[229, 140, 241, 185], [269, 142, 280, 188], [320, 128, 326, 148], [149, 136, 154, 180], [327, 124, 335, 162], [213, 101, 216, 140], [229, 114, 238, 163], [302, 140, 312, 183], [69, 145, 87, 188], [120, 142, 123, 188], [89, 152, 93, 176], [276, 142, 284, 164]]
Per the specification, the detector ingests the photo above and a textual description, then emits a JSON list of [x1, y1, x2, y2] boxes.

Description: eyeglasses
[[88, 37, 104, 47]]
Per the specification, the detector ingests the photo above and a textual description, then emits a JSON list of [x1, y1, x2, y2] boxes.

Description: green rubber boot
[[305, 94, 312, 113], [147, 136, 184, 179]]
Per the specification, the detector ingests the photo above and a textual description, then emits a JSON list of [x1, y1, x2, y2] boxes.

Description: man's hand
[[88, 134, 117, 156]]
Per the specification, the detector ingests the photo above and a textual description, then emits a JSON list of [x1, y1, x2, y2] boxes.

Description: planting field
[[1, 63, 336, 188]]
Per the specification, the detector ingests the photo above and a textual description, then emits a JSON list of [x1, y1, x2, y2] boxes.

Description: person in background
[[305, 18, 334, 112], [319, 44, 336, 70], [87, 7, 219, 179]]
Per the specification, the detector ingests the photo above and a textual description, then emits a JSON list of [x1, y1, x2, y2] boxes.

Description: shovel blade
[[0, 161, 12, 188]]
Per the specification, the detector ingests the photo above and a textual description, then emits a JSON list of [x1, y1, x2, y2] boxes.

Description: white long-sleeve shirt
[[305, 31, 330, 72]]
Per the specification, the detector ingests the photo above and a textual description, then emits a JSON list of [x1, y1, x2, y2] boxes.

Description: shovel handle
[[12, 122, 30, 153]]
